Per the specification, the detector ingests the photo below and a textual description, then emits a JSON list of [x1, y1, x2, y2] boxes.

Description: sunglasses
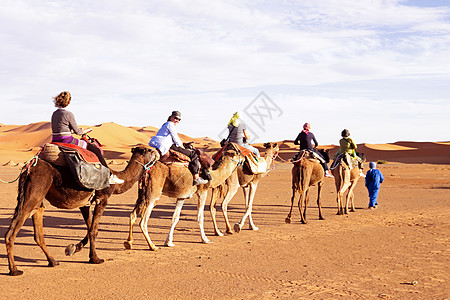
[[174, 117, 181, 121]]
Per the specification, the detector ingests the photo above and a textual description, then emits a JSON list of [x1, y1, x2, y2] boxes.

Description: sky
[[0, 0, 449, 145]]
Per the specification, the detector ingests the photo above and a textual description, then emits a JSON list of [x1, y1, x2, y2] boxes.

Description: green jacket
[[339, 137, 357, 157]]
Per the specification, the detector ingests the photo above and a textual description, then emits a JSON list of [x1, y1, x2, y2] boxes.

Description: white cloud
[[0, 0, 449, 143]]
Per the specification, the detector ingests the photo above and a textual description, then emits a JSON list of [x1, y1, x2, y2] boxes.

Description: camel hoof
[[202, 239, 213, 244], [165, 241, 175, 247], [9, 269, 24, 276], [225, 230, 234, 235], [123, 241, 133, 250], [48, 260, 59, 267], [234, 223, 241, 233], [250, 226, 259, 231], [65, 244, 76, 256], [89, 258, 105, 264], [214, 231, 224, 237], [285, 217, 291, 224], [319, 216, 326, 220]]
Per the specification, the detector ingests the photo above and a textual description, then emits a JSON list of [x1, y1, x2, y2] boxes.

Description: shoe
[[193, 177, 208, 186], [109, 174, 124, 184], [359, 171, 366, 177], [369, 206, 375, 210], [325, 170, 334, 178]]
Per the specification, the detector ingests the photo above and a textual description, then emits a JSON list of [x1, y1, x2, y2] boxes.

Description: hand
[[82, 128, 92, 134]]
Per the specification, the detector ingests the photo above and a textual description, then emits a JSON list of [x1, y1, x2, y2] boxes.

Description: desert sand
[[0, 122, 449, 299]]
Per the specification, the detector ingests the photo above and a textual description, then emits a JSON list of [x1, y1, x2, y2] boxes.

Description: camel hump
[[38, 143, 66, 166]]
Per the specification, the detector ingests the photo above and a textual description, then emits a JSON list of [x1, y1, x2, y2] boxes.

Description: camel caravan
[[4, 97, 367, 276]]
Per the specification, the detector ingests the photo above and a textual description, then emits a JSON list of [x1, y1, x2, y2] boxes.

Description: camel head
[[131, 144, 160, 167], [263, 142, 279, 156]]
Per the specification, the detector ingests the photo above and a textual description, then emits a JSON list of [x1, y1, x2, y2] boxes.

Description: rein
[[0, 155, 40, 184]]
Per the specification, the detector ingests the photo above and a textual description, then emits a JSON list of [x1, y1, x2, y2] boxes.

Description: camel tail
[[12, 171, 29, 219], [216, 183, 226, 199], [134, 186, 148, 216]]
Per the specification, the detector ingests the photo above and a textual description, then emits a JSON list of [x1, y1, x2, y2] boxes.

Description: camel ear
[[272, 143, 278, 148], [263, 142, 270, 148]]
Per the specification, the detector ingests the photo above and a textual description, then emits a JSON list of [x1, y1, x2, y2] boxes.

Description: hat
[[369, 162, 376, 169], [341, 129, 350, 137], [171, 111, 181, 118]]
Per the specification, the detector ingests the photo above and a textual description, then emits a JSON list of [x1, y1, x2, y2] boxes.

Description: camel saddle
[[292, 149, 325, 165], [38, 142, 110, 190], [330, 153, 358, 170], [213, 143, 266, 174], [159, 149, 191, 167]]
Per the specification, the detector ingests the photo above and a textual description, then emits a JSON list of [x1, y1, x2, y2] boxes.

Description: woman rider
[[148, 111, 209, 186], [51, 91, 123, 184], [294, 123, 333, 178], [226, 112, 260, 157]]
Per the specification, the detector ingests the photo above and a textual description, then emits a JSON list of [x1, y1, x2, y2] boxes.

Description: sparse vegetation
[[377, 160, 388, 164]]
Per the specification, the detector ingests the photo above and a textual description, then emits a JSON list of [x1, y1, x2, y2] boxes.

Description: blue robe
[[365, 169, 384, 207]]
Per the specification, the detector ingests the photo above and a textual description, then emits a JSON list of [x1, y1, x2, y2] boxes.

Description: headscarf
[[228, 112, 241, 127], [369, 162, 376, 169], [302, 123, 311, 135]]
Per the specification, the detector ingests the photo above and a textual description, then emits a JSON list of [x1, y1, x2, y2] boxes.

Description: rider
[[336, 129, 365, 177], [51, 91, 124, 184], [294, 123, 333, 178], [148, 111, 209, 186], [227, 112, 260, 157]]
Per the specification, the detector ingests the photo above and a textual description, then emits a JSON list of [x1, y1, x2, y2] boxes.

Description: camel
[[4, 144, 158, 276], [210, 142, 279, 236], [124, 145, 244, 250], [284, 149, 330, 224], [331, 153, 365, 215]]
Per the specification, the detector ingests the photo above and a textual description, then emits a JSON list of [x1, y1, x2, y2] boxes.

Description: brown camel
[[331, 154, 364, 215], [285, 150, 328, 224], [4, 145, 158, 276], [124, 145, 244, 250], [210, 142, 279, 236]]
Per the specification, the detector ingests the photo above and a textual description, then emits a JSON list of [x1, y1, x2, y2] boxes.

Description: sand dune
[[0, 121, 449, 165]]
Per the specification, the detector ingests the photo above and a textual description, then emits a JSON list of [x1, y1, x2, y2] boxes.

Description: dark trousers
[[310, 148, 330, 171], [170, 145, 200, 175]]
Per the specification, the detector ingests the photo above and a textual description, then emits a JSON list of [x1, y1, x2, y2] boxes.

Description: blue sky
[[0, 0, 449, 145]]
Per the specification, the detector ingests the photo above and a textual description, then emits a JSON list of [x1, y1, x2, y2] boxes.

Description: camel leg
[[285, 188, 297, 224], [5, 172, 51, 276], [298, 190, 307, 224], [222, 174, 239, 234], [197, 190, 212, 244], [247, 183, 260, 231], [5, 206, 35, 276], [317, 181, 325, 220], [165, 199, 185, 247], [346, 182, 357, 214], [235, 182, 258, 232], [66, 205, 92, 256], [139, 200, 158, 250], [32, 205, 59, 268], [87, 198, 108, 264], [210, 188, 223, 236], [124, 203, 139, 250], [302, 188, 311, 223]]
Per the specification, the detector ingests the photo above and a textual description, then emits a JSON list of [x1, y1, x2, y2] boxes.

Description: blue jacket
[[365, 169, 384, 190]]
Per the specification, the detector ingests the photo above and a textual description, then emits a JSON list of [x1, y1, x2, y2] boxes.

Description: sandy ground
[[0, 161, 449, 299]]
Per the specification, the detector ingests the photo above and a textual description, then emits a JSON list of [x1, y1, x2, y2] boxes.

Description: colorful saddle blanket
[[212, 143, 266, 174], [38, 142, 109, 190]]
